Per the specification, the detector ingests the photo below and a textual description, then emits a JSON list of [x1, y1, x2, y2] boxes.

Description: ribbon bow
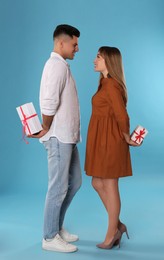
[[134, 128, 145, 143], [20, 106, 37, 144]]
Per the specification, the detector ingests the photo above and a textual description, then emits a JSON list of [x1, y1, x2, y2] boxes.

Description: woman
[[85, 46, 140, 249]]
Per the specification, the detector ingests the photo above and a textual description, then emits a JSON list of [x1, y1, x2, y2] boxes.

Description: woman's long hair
[[99, 46, 128, 105]]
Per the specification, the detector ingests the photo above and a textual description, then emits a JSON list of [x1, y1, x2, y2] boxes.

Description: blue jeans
[[43, 137, 82, 239]]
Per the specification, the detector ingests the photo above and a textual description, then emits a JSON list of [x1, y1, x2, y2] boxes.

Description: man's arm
[[42, 114, 54, 130], [28, 60, 67, 139]]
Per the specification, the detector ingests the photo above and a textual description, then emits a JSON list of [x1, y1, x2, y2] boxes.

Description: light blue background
[[0, 0, 164, 259], [0, 0, 163, 192]]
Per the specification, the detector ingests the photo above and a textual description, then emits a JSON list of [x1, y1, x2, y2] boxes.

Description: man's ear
[[60, 39, 64, 49]]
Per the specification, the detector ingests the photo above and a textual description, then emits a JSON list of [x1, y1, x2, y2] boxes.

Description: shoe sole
[[42, 245, 78, 253]]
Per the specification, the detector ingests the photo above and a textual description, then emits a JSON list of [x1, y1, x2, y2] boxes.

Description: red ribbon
[[20, 106, 37, 144], [134, 128, 145, 143]]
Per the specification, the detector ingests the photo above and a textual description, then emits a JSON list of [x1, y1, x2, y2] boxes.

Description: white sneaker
[[59, 228, 79, 242], [42, 234, 78, 253]]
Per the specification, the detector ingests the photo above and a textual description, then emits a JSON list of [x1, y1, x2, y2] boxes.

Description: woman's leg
[[102, 178, 120, 244], [92, 177, 108, 210], [92, 177, 121, 244]]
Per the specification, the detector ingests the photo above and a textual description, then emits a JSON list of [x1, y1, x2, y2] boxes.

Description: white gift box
[[131, 125, 148, 144], [16, 102, 42, 135]]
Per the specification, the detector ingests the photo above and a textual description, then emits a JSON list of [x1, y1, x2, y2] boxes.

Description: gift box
[[16, 102, 42, 135], [131, 125, 148, 144]]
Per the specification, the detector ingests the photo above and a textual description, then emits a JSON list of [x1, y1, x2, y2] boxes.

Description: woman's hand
[[127, 139, 142, 146], [123, 132, 142, 147]]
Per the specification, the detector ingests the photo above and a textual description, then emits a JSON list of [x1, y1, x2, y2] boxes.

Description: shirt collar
[[50, 52, 69, 66]]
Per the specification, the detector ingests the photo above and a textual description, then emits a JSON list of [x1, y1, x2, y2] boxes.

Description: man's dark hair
[[53, 24, 80, 40]]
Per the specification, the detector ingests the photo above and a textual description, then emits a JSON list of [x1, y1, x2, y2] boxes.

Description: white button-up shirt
[[39, 52, 80, 143]]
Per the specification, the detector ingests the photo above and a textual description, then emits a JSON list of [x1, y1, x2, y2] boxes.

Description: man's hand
[[27, 129, 48, 139], [28, 114, 54, 139]]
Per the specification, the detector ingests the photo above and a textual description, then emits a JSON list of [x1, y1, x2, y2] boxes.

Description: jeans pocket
[[44, 138, 60, 159], [43, 140, 49, 151]]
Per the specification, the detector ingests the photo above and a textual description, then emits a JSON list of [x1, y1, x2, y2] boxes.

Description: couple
[[29, 24, 140, 253]]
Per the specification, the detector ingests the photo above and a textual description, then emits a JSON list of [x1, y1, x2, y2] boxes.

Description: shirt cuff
[[41, 108, 56, 116]]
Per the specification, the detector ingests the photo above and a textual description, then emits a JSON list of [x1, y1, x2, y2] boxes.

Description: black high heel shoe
[[96, 230, 122, 249]]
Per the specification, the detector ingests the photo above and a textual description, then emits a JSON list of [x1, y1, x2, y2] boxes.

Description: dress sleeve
[[106, 80, 130, 134]]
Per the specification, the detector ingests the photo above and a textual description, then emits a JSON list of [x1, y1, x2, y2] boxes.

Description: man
[[30, 24, 82, 253]]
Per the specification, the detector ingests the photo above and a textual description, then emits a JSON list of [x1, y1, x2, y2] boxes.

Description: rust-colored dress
[[85, 77, 132, 178]]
